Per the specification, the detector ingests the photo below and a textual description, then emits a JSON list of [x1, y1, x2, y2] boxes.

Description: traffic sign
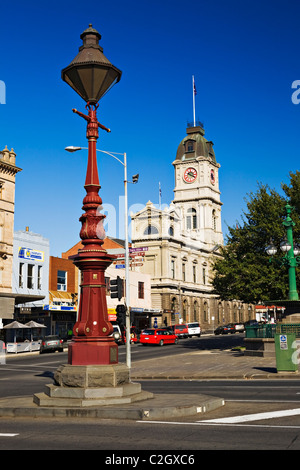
[[130, 252, 145, 257], [129, 247, 148, 252], [280, 335, 288, 350]]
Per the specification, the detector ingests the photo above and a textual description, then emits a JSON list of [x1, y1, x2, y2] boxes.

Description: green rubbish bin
[[275, 333, 298, 373]]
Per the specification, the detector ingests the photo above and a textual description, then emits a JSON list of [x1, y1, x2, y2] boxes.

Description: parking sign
[[280, 335, 288, 350]]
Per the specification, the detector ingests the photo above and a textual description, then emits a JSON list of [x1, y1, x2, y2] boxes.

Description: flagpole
[[192, 75, 196, 127], [159, 181, 162, 209]]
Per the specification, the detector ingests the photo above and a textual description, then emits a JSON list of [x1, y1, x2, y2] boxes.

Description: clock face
[[210, 169, 215, 184], [183, 167, 197, 183]]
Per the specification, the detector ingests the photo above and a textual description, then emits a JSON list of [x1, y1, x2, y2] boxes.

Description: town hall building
[[131, 122, 253, 329]]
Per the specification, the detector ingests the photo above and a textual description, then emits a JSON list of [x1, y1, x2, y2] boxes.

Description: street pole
[[65, 146, 133, 368], [266, 203, 300, 301], [124, 152, 131, 369], [283, 204, 299, 301]]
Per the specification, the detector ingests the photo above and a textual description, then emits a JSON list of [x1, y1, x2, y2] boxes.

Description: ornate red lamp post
[[62, 25, 122, 366], [33, 25, 153, 407]]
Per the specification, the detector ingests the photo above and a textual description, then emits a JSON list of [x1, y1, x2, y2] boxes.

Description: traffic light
[[110, 276, 123, 300], [116, 304, 126, 326], [132, 173, 139, 183]]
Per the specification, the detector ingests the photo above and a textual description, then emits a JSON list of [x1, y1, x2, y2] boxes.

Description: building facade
[[131, 123, 253, 330], [0, 146, 22, 323], [63, 237, 153, 331], [12, 228, 49, 324], [46, 256, 77, 338]]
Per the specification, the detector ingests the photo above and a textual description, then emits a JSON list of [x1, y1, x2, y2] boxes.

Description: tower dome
[[175, 124, 216, 163]]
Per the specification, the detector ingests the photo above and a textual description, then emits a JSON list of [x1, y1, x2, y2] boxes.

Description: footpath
[[0, 345, 299, 420], [130, 346, 300, 380]]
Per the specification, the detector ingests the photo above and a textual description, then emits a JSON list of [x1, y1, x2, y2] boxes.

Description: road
[[0, 333, 245, 398], [1, 334, 300, 451], [142, 379, 300, 402]]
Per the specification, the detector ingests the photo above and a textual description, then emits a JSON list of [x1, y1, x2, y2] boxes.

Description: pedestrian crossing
[[199, 408, 300, 424], [138, 407, 300, 428]]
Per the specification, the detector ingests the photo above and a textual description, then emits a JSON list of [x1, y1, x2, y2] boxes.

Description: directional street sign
[[129, 247, 148, 252]]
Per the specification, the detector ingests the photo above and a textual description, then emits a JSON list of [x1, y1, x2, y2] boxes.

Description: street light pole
[[266, 203, 300, 301], [61, 24, 122, 366], [65, 146, 138, 368], [123, 152, 131, 369], [37, 25, 153, 406], [283, 204, 299, 301]]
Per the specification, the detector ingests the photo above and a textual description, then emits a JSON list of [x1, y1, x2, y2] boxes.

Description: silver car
[[40, 335, 64, 353]]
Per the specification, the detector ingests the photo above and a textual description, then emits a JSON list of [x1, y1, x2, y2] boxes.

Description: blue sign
[[115, 264, 125, 269], [18, 247, 44, 262]]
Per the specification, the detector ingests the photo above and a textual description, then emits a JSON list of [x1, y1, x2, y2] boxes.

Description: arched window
[[218, 302, 223, 324], [170, 259, 176, 279], [168, 226, 174, 237], [185, 139, 195, 153], [186, 208, 197, 230], [171, 297, 178, 323], [171, 297, 177, 312], [143, 225, 158, 235], [203, 301, 208, 322], [193, 301, 198, 322], [233, 305, 237, 323], [212, 209, 217, 231], [182, 299, 188, 322]]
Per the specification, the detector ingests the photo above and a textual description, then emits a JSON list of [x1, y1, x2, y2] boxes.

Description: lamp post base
[[33, 363, 154, 407], [54, 363, 130, 388], [68, 337, 118, 366]]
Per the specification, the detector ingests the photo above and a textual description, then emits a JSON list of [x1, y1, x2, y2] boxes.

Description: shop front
[[44, 291, 77, 340], [130, 308, 162, 333]]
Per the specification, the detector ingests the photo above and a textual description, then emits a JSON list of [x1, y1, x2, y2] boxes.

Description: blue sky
[[0, 0, 299, 256]]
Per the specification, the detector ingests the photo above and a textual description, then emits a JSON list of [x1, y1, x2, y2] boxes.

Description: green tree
[[282, 170, 300, 226], [212, 176, 300, 303]]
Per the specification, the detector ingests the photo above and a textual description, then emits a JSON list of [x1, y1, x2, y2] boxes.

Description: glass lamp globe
[[266, 243, 277, 256], [293, 244, 300, 256], [280, 239, 292, 253]]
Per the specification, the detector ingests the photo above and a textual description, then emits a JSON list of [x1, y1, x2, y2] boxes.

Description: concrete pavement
[[0, 345, 299, 420], [130, 346, 299, 380]]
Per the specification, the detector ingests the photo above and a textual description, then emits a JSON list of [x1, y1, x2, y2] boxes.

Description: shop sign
[[20, 307, 31, 313], [18, 247, 44, 262]]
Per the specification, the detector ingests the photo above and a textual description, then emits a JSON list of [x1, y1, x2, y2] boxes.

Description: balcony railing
[[187, 120, 204, 129]]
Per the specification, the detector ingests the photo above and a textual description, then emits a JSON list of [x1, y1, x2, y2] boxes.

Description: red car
[[139, 328, 179, 346], [122, 327, 138, 344], [170, 324, 189, 338]]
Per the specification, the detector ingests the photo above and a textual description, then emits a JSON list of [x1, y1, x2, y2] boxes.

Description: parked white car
[[234, 323, 245, 333], [187, 322, 201, 337]]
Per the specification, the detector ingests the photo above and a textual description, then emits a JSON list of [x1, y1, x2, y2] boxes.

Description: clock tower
[[129, 119, 239, 332], [172, 123, 223, 249]]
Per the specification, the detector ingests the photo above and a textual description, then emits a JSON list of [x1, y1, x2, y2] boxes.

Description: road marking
[[136, 420, 300, 429], [199, 408, 300, 424], [0, 433, 19, 437]]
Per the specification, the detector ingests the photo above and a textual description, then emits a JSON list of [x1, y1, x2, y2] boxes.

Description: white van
[[187, 322, 201, 337]]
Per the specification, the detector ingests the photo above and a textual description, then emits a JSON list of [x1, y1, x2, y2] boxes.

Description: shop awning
[[45, 291, 77, 312], [49, 290, 75, 302], [13, 293, 45, 305]]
